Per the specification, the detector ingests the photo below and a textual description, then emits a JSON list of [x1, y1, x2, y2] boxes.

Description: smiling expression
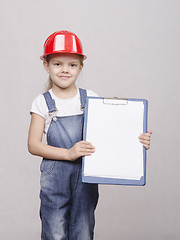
[[44, 53, 83, 91]]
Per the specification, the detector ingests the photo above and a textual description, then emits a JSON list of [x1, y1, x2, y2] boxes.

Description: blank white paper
[[83, 98, 144, 180]]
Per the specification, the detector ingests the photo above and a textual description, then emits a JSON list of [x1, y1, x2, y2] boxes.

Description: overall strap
[[43, 89, 87, 113], [79, 88, 87, 111], [43, 91, 57, 113]]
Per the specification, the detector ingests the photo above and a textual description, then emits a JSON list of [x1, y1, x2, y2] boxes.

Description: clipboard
[[82, 97, 148, 186]]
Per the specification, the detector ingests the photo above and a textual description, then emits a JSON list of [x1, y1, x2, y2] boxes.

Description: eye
[[70, 64, 77, 68], [54, 63, 61, 66]]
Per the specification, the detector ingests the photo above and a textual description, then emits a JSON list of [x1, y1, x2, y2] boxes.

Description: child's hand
[[68, 141, 95, 161], [139, 130, 152, 150]]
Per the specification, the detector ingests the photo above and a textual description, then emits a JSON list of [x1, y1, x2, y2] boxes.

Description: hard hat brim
[[40, 51, 87, 61]]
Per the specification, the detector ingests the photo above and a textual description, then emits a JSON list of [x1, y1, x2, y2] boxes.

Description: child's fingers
[[139, 130, 152, 139], [80, 141, 95, 149], [143, 144, 150, 150], [139, 134, 151, 141], [69, 141, 95, 160], [82, 150, 95, 156], [82, 146, 95, 154], [139, 131, 152, 139], [80, 140, 92, 146], [147, 130, 152, 134], [77, 141, 95, 156], [139, 130, 152, 149], [139, 139, 150, 145], [79, 148, 95, 157], [81, 146, 95, 152]]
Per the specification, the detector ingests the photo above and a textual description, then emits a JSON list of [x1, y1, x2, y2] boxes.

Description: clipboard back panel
[[82, 97, 148, 185]]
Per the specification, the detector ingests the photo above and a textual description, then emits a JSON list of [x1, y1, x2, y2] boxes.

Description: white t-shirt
[[31, 88, 98, 135]]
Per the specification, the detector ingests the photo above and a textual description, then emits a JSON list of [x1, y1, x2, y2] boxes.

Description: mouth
[[59, 75, 70, 79]]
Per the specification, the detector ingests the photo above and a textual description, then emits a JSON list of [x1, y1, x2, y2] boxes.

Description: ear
[[79, 63, 83, 72], [43, 60, 49, 73]]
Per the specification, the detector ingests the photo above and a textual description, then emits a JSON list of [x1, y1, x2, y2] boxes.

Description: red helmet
[[40, 30, 87, 60]]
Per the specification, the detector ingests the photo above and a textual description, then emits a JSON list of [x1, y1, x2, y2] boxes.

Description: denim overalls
[[40, 88, 99, 240]]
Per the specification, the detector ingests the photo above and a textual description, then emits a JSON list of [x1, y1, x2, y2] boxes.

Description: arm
[[139, 130, 152, 150], [28, 113, 95, 161]]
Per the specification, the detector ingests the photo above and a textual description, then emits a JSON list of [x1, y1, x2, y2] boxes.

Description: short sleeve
[[30, 94, 48, 118], [87, 89, 99, 97]]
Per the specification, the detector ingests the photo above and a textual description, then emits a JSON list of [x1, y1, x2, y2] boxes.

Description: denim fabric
[[40, 89, 99, 240]]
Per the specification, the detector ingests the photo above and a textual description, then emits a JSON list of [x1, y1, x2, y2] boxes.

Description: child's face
[[43, 53, 83, 91]]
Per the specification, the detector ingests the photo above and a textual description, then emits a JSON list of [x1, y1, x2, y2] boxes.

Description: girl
[[28, 30, 152, 240]]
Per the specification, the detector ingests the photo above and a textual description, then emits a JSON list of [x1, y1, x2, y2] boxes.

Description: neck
[[52, 85, 78, 99]]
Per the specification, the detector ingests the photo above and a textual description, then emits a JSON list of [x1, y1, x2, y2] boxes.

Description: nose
[[61, 64, 69, 73]]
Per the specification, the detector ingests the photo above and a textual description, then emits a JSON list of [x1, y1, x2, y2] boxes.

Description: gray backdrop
[[1, 0, 180, 239]]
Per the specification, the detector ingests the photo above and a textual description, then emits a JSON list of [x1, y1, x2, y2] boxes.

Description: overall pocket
[[40, 159, 56, 176]]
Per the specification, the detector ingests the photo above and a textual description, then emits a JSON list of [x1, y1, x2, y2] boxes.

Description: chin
[[58, 84, 72, 89]]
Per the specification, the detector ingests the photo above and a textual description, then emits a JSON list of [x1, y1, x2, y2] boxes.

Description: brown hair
[[44, 54, 84, 92]]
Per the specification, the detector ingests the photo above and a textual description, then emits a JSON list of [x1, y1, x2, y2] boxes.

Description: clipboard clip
[[103, 97, 128, 105]]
